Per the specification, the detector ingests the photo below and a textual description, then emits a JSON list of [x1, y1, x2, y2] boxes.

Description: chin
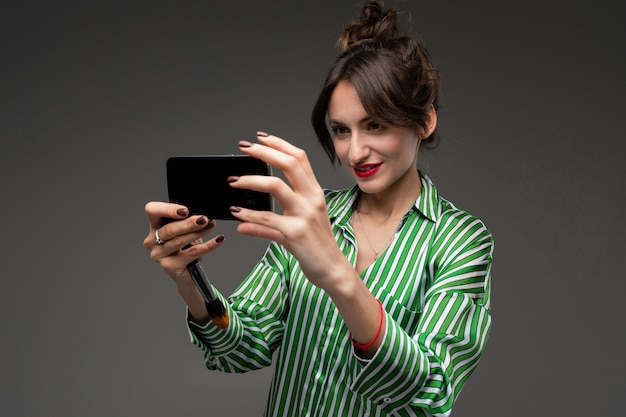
[[354, 179, 387, 195]]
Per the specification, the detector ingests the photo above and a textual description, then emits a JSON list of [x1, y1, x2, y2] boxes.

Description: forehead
[[328, 81, 369, 121]]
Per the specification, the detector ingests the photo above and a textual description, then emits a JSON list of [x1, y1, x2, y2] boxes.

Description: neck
[[356, 169, 422, 222]]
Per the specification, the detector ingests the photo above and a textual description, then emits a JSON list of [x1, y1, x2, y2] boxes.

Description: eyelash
[[331, 123, 385, 138], [331, 126, 350, 136], [368, 122, 383, 132]]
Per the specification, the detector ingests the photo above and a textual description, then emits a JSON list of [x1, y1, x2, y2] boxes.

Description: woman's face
[[329, 81, 421, 195]]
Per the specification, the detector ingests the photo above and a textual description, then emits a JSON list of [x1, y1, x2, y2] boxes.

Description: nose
[[348, 131, 370, 164]]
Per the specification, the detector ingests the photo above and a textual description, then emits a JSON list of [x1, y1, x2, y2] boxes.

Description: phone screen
[[166, 155, 272, 220]]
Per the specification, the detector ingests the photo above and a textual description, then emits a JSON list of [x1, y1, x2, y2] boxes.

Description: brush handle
[[187, 259, 215, 302], [187, 259, 229, 329]]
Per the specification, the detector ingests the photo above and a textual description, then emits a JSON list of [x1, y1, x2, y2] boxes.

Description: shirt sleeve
[[187, 242, 290, 373], [349, 215, 494, 416]]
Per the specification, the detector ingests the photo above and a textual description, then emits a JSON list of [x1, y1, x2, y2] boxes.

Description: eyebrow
[[328, 116, 374, 126]]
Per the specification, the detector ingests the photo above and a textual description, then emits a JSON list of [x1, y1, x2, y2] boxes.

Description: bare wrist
[[322, 257, 363, 301], [176, 280, 199, 298], [176, 281, 209, 320]]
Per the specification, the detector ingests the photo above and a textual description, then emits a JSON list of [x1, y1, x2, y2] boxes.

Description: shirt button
[[383, 397, 392, 403]]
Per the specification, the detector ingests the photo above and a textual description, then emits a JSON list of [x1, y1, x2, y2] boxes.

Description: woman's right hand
[[143, 202, 225, 287]]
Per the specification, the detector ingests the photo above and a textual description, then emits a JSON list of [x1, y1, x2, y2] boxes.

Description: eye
[[366, 122, 385, 133], [331, 125, 350, 138]]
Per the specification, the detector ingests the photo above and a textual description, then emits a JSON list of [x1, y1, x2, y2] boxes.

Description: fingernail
[[257, 131, 269, 137], [216, 234, 225, 243], [207, 219, 215, 228], [238, 140, 253, 148], [229, 206, 242, 213], [227, 176, 240, 183], [196, 216, 207, 225], [177, 208, 189, 216]]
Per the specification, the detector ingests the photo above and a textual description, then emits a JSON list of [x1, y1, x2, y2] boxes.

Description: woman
[[144, 1, 493, 416]]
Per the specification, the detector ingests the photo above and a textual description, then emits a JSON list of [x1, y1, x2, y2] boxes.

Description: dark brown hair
[[311, 0, 441, 164]]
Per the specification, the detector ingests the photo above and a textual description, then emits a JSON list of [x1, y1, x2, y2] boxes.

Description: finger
[[144, 216, 215, 251], [181, 234, 226, 260], [158, 234, 226, 277], [145, 201, 189, 228], [257, 133, 316, 175], [236, 221, 285, 243], [228, 174, 297, 210], [148, 226, 215, 259], [158, 215, 214, 242], [229, 206, 288, 240], [239, 133, 319, 193]]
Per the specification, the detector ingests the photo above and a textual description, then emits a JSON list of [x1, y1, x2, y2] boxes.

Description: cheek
[[389, 139, 420, 168], [333, 140, 347, 161], [399, 137, 420, 156]]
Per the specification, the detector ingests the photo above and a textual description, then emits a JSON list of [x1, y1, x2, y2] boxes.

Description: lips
[[352, 163, 382, 178]]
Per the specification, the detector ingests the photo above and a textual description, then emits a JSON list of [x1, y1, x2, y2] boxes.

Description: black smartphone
[[166, 155, 272, 220]]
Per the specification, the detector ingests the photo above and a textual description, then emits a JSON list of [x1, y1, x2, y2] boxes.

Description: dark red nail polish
[[227, 176, 240, 183], [257, 131, 269, 137], [239, 140, 253, 148], [196, 216, 207, 225], [229, 206, 242, 213], [216, 234, 225, 243], [177, 208, 189, 216]]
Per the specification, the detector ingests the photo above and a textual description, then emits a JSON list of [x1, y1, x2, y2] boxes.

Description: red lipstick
[[353, 163, 382, 178]]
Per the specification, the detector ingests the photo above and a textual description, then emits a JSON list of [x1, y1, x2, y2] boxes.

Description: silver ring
[[155, 229, 166, 245]]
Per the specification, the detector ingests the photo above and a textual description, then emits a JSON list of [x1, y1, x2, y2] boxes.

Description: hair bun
[[338, 1, 400, 53], [312, 0, 441, 163]]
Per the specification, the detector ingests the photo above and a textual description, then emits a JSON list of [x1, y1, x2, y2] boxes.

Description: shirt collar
[[328, 171, 440, 228], [415, 171, 439, 222], [327, 186, 359, 228]]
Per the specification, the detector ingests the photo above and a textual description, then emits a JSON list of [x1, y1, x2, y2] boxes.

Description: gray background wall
[[1, 1, 624, 416]]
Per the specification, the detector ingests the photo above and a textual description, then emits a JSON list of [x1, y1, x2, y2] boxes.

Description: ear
[[421, 105, 437, 139]]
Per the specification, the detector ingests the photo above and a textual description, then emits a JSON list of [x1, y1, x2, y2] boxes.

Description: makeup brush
[[187, 259, 229, 329]]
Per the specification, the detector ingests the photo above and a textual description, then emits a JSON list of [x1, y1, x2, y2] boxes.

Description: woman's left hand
[[233, 132, 384, 357], [229, 132, 349, 289]]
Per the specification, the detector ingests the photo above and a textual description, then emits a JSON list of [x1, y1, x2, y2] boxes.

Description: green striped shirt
[[188, 172, 493, 417]]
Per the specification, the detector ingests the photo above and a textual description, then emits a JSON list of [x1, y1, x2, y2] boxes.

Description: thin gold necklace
[[355, 210, 395, 260]]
